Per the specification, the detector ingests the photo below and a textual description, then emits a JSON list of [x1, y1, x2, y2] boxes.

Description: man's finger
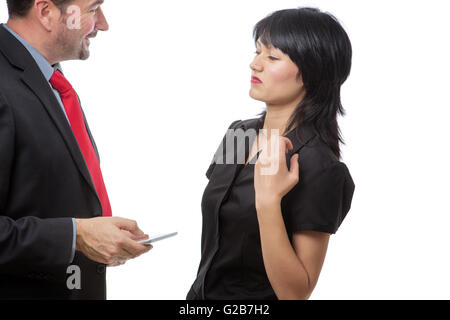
[[120, 235, 151, 259], [108, 259, 126, 267], [121, 229, 149, 241], [113, 218, 145, 235]]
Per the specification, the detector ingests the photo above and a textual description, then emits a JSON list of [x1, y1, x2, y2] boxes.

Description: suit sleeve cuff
[[69, 218, 77, 264]]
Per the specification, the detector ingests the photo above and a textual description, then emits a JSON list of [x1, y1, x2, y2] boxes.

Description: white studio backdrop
[[1, 0, 450, 299]]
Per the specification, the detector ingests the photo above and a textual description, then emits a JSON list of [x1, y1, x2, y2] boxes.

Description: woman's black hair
[[253, 7, 352, 159]]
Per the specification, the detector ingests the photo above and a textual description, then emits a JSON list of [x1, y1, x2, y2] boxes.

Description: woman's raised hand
[[254, 134, 300, 210]]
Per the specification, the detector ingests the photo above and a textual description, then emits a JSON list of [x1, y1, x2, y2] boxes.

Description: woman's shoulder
[[301, 136, 338, 166], [298, 134, 352, 179]]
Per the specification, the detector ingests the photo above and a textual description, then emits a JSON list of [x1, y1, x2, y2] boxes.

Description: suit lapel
[[0, 26, 98, 198]]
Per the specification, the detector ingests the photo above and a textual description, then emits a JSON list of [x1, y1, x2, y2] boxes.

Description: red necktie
[[50, 70, 112, 217]]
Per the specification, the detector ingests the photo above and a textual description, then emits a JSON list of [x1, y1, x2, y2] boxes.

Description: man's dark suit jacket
[[0, 26, 107, 299]]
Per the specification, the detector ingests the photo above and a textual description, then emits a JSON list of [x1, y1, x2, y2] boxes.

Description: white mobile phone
[[138, 232, 178, 245]]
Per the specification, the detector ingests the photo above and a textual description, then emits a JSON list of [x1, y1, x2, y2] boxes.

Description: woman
[[187, 7, 355, 300]]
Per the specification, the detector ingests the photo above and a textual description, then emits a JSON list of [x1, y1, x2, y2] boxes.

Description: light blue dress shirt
[[3, 24, 77, 264]]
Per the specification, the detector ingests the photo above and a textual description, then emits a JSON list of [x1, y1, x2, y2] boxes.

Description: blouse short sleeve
[[283, 160, 355, 235]]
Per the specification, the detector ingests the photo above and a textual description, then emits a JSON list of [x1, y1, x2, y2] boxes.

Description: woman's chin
[[249, 90, 266, 102]]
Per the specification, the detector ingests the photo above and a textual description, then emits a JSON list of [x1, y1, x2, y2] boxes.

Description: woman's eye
[[254, 51, 278, 60]]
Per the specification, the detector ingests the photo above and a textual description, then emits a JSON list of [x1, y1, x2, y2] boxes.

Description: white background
[[2, 0, 450, 299]]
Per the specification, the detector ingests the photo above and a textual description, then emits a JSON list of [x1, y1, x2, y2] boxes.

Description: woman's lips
[[251, 76, 262, 84]]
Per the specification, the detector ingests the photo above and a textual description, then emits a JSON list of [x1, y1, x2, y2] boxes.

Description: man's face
[[54, 0, 108, 61]]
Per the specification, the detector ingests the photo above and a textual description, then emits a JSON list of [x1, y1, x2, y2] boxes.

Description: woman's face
[[249, 40, 305, 106]]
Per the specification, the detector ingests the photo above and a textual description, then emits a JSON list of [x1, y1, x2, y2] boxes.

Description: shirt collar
[[285, 122, 318, 156], [242, 115, 317, 155], [2, 24, 62, 81]]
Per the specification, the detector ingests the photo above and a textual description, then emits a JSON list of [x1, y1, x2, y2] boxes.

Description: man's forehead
[[87, 0, 104, 8], [71, 0, 104, 8]]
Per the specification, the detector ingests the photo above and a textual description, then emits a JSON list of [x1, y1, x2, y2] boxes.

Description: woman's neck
[[263, 101, 298, 137]]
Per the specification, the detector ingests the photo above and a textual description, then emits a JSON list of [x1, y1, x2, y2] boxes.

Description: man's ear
[[33, 0, 61, 32]]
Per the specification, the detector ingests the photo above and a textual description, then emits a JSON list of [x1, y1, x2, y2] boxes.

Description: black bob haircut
[[6, 0, 73, 17], [254, 7, 352, 160]]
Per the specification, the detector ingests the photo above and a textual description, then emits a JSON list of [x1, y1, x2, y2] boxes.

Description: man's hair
[[6, 0, 73, 18]]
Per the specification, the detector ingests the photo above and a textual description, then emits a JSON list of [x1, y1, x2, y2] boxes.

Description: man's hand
[[75, 217, 152, 266]]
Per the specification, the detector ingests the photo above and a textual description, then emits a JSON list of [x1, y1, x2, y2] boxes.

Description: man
[[0, 0, 151, 299]]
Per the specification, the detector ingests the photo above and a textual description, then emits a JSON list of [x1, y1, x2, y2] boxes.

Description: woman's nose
[[250, 60, 263, 72]]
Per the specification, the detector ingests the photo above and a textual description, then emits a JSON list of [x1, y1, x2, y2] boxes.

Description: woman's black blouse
[[187, 118, 355, 300]]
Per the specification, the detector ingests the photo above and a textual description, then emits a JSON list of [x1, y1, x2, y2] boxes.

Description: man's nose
[[96, 7, 109, 31]]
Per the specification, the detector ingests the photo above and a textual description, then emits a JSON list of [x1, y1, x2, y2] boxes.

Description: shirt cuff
[[69, 218, 77, 264]]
